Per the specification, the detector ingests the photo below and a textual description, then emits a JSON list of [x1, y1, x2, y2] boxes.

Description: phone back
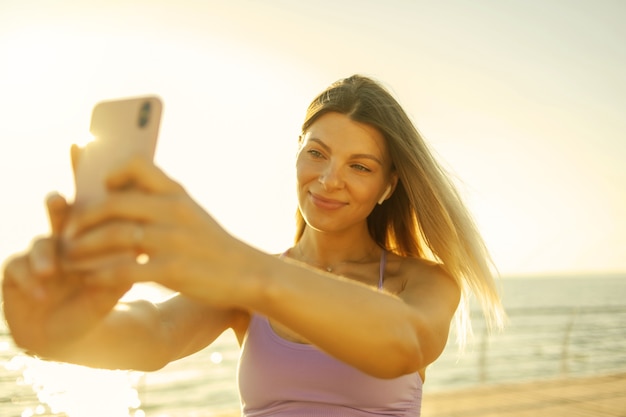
[[74, 96, 162, 207]]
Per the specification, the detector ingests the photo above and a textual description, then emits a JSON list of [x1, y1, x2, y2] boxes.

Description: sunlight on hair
[[7, 354, 144, 417]]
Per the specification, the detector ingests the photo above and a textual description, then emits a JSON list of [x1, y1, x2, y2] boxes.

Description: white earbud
[[378, 185, 392, 205]]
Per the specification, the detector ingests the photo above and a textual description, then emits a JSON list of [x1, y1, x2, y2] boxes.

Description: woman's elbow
[[368, 333, 424, 379]]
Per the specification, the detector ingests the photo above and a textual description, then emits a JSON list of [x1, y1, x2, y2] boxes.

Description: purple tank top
[[237, 250, 423, 416]]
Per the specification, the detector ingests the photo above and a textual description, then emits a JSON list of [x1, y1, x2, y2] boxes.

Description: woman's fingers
[[81, 258, 157, 288], [65, 159, 194, 239], [46, 192, 69, 235], [30, 237, 58, 277], [106, 156, 184, 195], [65, 190, 172, 238], [65, 221, 152, 260], [80, 256, 224, 303], [70, 143, 83, 176], [65, 220, 202, 266], [4, 251, 46, 300]]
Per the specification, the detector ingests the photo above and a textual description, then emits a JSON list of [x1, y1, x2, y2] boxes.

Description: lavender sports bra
[[237, 250, 423, 416]]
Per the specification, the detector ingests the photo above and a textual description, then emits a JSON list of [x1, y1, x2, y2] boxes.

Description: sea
[[1, 272, 625, 417]]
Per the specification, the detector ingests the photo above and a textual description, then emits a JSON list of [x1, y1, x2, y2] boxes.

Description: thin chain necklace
[[293, 244, 380, 272]]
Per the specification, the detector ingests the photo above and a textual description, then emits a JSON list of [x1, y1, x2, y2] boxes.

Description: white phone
[[65, 96, 162, 269], [73, 95, 163, 208]]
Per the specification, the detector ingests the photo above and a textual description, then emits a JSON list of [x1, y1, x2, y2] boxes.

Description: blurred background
[[1, 1, 625, 416]]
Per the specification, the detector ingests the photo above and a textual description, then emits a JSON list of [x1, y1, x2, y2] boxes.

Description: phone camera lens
[[138, 101, 151, 128]]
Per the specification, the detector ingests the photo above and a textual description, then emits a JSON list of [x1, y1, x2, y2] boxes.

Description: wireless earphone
[[378, 185, 392, 205]]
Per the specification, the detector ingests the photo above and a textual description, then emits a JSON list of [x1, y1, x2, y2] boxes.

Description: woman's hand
[[2, 193, 132, 358], [63, 157, 254, 308]]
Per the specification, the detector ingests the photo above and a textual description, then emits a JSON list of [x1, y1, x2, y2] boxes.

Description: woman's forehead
[[303, 112, 389, 157]]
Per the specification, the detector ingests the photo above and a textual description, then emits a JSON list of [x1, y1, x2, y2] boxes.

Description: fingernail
[[32, 253, 53, 274], [45, 191, 61, 201]]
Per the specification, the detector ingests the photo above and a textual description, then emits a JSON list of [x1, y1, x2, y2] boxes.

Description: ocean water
[[1, 273, 625, 417], [425, 273, 626, 391]]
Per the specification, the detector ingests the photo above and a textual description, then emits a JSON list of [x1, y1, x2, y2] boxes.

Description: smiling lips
[[310, 192, 347, 210]]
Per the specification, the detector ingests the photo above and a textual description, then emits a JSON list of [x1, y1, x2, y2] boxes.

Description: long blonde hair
[[295, 75, 505, 342]]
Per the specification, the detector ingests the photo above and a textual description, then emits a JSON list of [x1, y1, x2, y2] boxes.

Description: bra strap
[[378, 250, 387, 290]]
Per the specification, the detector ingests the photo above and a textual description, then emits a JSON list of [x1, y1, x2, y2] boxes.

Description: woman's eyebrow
[[308, 138, 383, 166], [352, 153, 383, 166], [309, 138, 332, 153]]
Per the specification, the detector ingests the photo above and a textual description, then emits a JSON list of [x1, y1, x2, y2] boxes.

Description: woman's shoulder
[[386, 252, 458, 293], [385, 252, 446, 277]]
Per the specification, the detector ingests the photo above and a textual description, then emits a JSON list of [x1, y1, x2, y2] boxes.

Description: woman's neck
[[293, 227, 381, 270]]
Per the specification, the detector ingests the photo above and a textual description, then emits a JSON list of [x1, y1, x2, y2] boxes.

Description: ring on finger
[[132, 224, 145, 252], [133, 224, 150, 264]]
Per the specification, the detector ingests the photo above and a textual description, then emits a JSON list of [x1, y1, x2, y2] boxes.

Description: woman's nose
[[318, 162, 343, 190]]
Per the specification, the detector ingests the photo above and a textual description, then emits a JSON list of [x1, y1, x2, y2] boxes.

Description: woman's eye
[[307, 149, 324, 158], [352, 164, 371, 172]]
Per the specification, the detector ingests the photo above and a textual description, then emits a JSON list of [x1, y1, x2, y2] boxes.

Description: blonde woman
[[3, 75, 504, 416]]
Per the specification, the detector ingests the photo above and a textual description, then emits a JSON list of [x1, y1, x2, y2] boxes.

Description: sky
[[1, 0, 625, 276]]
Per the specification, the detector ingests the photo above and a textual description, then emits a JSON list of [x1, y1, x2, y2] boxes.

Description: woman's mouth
[[310, 192, 347, 210]]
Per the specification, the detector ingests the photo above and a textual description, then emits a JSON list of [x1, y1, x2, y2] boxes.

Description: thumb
[[70, 143, 83, 178], [45, 192, 70, 235]]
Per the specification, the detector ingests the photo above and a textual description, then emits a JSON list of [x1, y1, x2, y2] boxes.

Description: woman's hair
[[295, 74, 505, 343]]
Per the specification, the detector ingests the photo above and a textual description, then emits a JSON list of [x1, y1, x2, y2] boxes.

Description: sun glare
[[75, 133, 96, 147], [1, 2, 624, 417], [8, 354, 144, 417]]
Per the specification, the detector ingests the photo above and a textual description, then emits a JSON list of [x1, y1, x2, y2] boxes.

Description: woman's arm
[[2, 189, 244, 371], [235, 250, 459, 379], [63, 158, 459, 377], [47, 294, 243, 371], [70, 234, 457, 377], [3, 247, 242, 371]]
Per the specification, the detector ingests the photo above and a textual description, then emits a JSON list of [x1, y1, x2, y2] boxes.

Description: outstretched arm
[[3, 241, 244, 371], [242, 255, 460, 379], [2, 191, 245, 371], [64, 158, 460, 378]]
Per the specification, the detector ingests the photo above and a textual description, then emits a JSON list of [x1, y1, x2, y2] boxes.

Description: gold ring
[[133, 224, 150, 264], [133, 224, 144, 251]]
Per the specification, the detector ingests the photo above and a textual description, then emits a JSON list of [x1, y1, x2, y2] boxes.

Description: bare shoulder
[[385, 255, 461, 370], [385, 254, 460, 310]]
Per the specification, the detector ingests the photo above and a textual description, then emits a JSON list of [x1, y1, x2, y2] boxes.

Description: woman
[[3, 75, 504, 416]]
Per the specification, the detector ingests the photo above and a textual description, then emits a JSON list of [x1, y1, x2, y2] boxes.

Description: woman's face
[[296, 112, 396, 235]]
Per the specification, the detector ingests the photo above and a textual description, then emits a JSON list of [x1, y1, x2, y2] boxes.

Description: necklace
[[293, 244, 379, 273]]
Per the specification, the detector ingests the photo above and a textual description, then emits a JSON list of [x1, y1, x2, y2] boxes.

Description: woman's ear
[[377, 174, 398, 205], [378, 184, 392, 205]]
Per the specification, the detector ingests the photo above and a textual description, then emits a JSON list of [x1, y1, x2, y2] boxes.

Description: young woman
[[3, 75, 504, 416]]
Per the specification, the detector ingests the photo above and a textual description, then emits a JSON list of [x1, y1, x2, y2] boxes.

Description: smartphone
[[73, 95, 163, 208], [65, 96, 162, 269]]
